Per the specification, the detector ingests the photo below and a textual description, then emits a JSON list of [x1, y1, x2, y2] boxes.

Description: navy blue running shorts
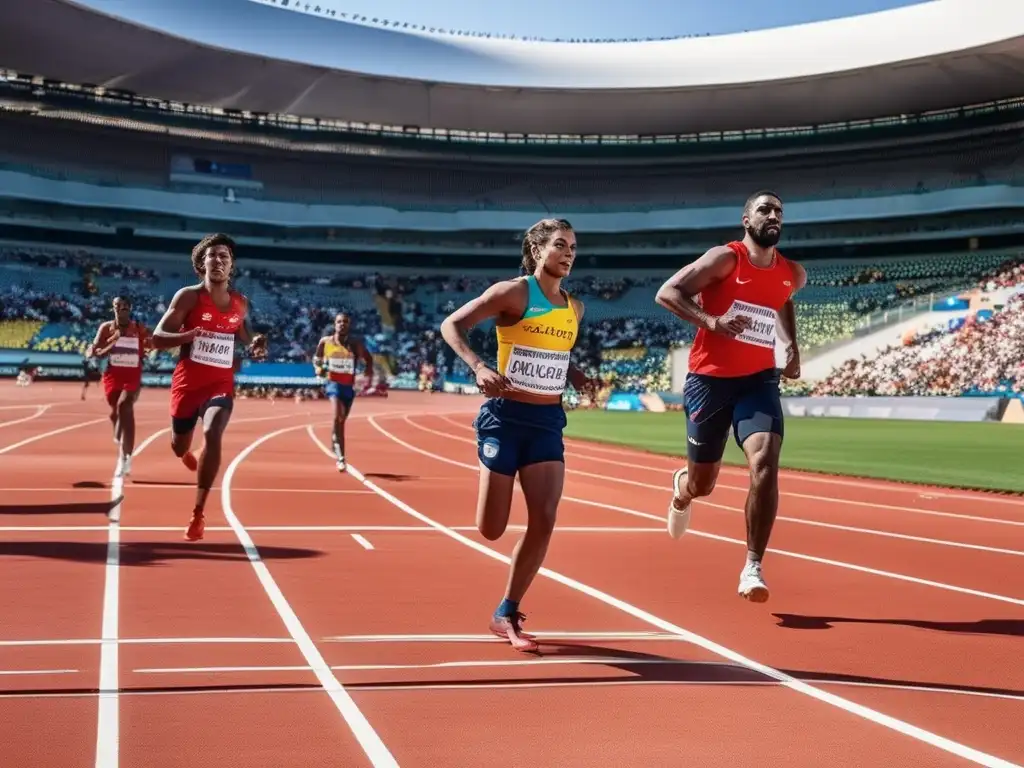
[[683, 368, 784, 463], [473, 397, 567, 477]]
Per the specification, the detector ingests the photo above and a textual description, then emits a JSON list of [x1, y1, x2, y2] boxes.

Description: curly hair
[[520, 218, 573, 275], [191, 233, 237, 277]]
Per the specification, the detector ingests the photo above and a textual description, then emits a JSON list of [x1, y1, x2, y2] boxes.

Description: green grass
[[564, 411, 1024, 494]]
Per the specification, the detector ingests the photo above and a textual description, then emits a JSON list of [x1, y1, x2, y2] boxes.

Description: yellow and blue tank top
[[495, 276, 578, 397], [323, 338, 356, 385]]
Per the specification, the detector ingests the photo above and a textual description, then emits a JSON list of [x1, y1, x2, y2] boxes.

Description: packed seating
[[1, 245, 1021, 396], [812, 260, 1024, 397]]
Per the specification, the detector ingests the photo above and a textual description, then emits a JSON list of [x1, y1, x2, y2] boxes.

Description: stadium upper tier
[[1, 109, 1022, 215], [3, 0, 1023, 136]]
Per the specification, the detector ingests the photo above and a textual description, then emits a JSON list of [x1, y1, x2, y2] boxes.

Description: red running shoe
[[184, 509, 205, 541]]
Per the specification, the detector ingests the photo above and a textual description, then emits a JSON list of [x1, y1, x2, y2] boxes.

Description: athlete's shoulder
[[170, 284, 204, 307]]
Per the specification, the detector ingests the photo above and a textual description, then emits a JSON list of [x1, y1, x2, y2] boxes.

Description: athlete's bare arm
[[151, 287, 202, 350], [565, 297, 600, 397], [313, 337, 327, 376], [776, 262, 808, 378], [655, 246, 751, 337], [234, 297, 268, 360], [88, 322, 115, 358], [355, 338, 375, 385], [440, 279, 525, 396]]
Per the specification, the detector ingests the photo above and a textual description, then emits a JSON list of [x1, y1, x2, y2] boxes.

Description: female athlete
[[440, 218, 600, 652]]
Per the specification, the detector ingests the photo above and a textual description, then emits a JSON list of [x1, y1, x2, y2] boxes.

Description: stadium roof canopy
[[3, 0, 1024, 136]]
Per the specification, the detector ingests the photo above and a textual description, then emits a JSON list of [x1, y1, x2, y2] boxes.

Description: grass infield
[[564, 410, 1024, 494]]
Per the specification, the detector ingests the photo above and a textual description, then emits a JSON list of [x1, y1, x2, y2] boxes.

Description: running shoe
[[184, 509, 205, 542], [667, 467, 692, 539], [738, 560, 769, 603]]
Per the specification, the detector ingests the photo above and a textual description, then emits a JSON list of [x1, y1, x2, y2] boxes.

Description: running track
[[1, 384, 1022, 767]]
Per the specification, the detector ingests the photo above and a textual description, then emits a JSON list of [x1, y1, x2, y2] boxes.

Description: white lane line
[[351, 534, 374, 550], [408, 416, 1024, 528], [325, 631, 680, 643], [0, 668, 78, 676], [537, 422, 1024, 508], [380, 417, 1024, 605], [94, 456, 124, 768], [0, 418, 107, 455], [0, 524, 662, 534], [0, 405, 50, 429], [6, 678, 1023, 704], [0, 637, 293, 647], [136, 658, 734, 674], [336, 420, 1020, 768], [221, 425, 398, 767]]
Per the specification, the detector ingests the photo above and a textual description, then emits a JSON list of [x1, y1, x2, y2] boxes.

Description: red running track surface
[[0, 384, 1021, 768]]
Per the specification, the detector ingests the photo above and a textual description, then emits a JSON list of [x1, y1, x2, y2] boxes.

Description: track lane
[[435, 413, 1024, 518], [377, 413, 1024, 766], [241, 424, 982, 768], [404, 414, 1024, 597], [113, 414, 395, 768]]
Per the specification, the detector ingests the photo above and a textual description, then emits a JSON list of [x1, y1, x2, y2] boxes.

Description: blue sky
[[332, 0, 931, 39]]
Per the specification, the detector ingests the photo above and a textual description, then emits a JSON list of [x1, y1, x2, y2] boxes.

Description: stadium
[[1, 0, 1022, 765]]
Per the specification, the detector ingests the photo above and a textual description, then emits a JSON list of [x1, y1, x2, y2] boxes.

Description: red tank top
[[172, 290, 247, 389], [688, 241, 796, 378], [103, 321, 145, 384]]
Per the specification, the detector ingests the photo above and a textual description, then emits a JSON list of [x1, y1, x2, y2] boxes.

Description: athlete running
[[441, 218, 600, 652], [654, 191, 806, 603], [151, 234, 267, 541], [87, 296, 150, 476], [312, 311, 374, 472]]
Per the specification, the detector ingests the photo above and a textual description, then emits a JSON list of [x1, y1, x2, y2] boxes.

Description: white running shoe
[[115, 455, 132, 478], [667, 467, 691, 540], [738, 560, 769, 603], [336, 457, 347, 473]]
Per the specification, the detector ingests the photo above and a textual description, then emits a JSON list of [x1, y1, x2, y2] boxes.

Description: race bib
[[724, 300, 777, 349], [109, 336, 140, 368], [190, 331, 235, 369], [328, 356, 355, 374], [506, 344, 570, 396]]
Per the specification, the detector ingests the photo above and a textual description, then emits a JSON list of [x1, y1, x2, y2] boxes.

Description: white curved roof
[[2, 0, 1023, 135]]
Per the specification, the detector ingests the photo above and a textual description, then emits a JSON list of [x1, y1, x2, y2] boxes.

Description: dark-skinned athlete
[[654, 191, 806, 603], [312, 311, 375, 472], [151, 234, 267, 541], [87, 296, 150, 477]]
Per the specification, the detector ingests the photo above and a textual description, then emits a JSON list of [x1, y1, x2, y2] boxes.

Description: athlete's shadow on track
[[0, 540, 323, 566], [0, 500, 120, 517], [773, 612, 1023, 638], [338, 640, 1024, 700]]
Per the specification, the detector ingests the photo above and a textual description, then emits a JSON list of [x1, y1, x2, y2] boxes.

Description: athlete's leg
[[508, 461, 562, 599], [113, 389, 138, 476], [184, 396, 233, 541], [668, 373, 735, 538], [731, 370, 786, 602], [330, 387, 354, 470]]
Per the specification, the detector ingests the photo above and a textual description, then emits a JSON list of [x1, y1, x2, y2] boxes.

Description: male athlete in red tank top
[[151, 234, 267, 542], [655, 191, 807, 604], [88, 296, 151, 477]]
